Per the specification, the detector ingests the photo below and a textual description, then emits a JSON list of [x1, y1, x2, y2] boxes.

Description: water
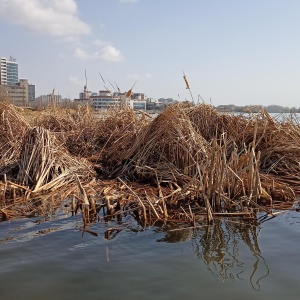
[[0, 208, 300, 300]]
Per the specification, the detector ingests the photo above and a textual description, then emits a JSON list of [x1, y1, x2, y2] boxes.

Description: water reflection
[[156, 219, 270, 290]]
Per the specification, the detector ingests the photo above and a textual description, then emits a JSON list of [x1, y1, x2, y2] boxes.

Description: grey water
[[0, 207, 300, 300]]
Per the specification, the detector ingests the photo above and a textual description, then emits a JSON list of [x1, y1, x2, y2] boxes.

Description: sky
[[0, 0, 300, 107]]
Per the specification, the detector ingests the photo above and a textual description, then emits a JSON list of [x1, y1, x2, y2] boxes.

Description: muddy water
[[0, 209, 299, 300]]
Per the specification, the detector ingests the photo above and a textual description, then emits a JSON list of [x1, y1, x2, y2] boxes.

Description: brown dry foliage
[[1, 100, 300, 224]]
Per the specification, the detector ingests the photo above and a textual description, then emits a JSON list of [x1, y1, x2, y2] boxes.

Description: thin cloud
[[0, 0, 91, 39], [74, 40, 123, 62], [101, 46, 123, 62], [74, 48, 91, 60]]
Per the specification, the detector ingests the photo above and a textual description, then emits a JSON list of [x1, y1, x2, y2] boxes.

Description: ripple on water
[[0, 211, 299, 300]]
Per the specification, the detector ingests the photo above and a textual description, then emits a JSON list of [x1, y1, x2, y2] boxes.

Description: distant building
[[0, 56, 18, 85], [130, 93, 147, 109], [158, 98, 175, 105], [146, 98, 164, 110], [132, 93, 147, 100], [0, 58, 7, 85], [0, 79, 35, 107], [129, 100, 146, 110], [0, 78, 29, 106], [35, 94, 62, 106], [74, 85, 92, 105], [0, 56, 36, 106], [88, 90, 147, 110], [90, 90, 120, 110], [78, 85, 91, 100], [7, 58, 18, 85], [28, 84, 35, 102], [73, 82, 151, 111]]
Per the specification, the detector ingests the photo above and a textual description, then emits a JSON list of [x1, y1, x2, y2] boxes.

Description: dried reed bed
[[105, 104, 211, 183], [0, 102, 30, 176], [95, 107, 151, 167], [188, 106, 300, 192], [32, 105, 151, 162], [0, 103, 96, 221], [33, 104, 102, 158], [17, 126, 95, 192], [1, 101, 299, 228], [103, 103, 299, 224]]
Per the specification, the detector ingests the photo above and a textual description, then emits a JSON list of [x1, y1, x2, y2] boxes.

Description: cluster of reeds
[[0, 102, 96, 220], [33, 104, 102, 158], [0, 100, 299, 228], [0, 102, 30, 176]]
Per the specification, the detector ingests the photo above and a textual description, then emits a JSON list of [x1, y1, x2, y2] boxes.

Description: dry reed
[[0, 101, 299, 228]]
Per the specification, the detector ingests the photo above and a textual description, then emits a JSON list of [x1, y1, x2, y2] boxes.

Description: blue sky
[[0, 0, 300, 107]]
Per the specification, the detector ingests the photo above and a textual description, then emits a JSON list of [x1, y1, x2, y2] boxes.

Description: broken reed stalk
[[76, 175, 90, 226], [145, 192, 162, 220], [117, 177, 148, 224]]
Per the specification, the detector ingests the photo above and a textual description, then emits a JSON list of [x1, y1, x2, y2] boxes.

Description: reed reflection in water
[[156, 219, 269, 290]]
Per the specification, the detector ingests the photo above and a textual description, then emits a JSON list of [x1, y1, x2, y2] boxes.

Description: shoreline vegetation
[[1, 100, 300, 236]]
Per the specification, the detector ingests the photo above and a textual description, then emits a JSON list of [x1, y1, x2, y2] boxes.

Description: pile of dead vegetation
[[0, 102, 96, 220], [1, 101, 299, 227]]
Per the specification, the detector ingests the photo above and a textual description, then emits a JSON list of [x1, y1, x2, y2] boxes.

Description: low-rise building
[[129, 99, 146, 110], [158, 98, 175, 105], [132, 93, 147, 100], [146, 98, 164, 111], [90, 90, 120, 110], [0, 79, 29, 106]]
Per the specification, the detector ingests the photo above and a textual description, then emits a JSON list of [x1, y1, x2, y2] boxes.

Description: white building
[[89, 90, 147, 110], [129, 99, 146, 110], [90, 90, 121, 110]]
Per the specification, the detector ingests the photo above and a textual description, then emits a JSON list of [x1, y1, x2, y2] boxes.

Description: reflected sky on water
[[0, 209, 299, 300]]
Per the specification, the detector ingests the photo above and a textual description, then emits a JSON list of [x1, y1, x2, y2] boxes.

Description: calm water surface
[[0, 208, 299, 300]]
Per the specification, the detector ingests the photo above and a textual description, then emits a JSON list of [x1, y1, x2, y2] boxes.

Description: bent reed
[[0, 100, 299, 230]]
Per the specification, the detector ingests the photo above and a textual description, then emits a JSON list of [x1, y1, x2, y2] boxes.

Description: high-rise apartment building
[[0, 56, 18, 85], [7, 58, 18, 85]]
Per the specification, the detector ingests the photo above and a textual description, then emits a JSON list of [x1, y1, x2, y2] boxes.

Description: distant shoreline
[[215, 104, 300, 114]]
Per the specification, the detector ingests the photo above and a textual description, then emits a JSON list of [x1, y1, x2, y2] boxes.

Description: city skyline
[[1, 0, 300, 106]]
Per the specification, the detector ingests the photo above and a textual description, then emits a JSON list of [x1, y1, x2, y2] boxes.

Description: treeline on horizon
[[215, 104, 300, 113]]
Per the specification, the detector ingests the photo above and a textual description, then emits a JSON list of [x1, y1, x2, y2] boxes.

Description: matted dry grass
[[0, 100, 299, 227]]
